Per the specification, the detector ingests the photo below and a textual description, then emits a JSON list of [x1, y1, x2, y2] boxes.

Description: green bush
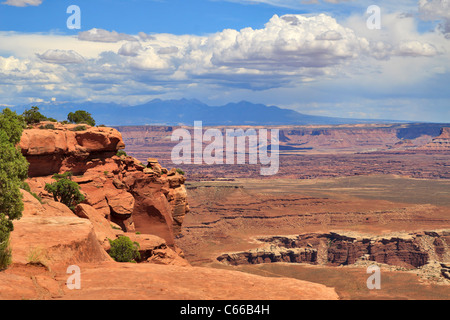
[[22, 106, 48, 125], [67, 110, 96, 127], [0, 108, 28, 270], [39, 123, 55, 130], [44, 172, 85, 211], [71, 125, 86, 132], [0, 110, 28, 222], [116, 150, 127, 157], [0, 215, 12, 270], [20, 182, 42, 204], [0, 108, 26, 145], [108, 236, 140, 263], [0, 238, 11, 271], [176, 168, 185, 175]]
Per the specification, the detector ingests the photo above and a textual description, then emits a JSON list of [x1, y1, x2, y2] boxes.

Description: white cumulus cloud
[[36, 49, 85, 64], [78, 28, 138, 43], [419, 0, 450, 36]]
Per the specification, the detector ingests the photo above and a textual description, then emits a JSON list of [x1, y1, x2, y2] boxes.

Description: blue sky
[[0, 0, 300, 35], [0, 0, 449, 122]]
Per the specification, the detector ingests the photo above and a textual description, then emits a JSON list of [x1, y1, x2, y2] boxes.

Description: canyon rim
[[1, 0, 450, 307]]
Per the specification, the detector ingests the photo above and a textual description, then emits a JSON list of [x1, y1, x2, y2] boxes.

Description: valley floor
[[176, 175, 450, 300]]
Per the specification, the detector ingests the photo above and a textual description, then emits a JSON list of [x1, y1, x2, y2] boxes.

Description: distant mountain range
[[8, 99, 411, 126]]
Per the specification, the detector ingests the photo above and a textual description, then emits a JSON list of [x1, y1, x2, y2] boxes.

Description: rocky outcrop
[[217, 245, 317, 266], [3, 190, 339, 300], [20, 122, 125, 177], [11, 192, 114, 269], [13, 186, 190, 271], [218, 230, 450, 272], [74, 203, 120, 250], [0, 261, 339, 300], [441, 263, 450, 280], [21, 123, 189, 249], [419, 127, 450, 151], [125, 233, 190, 266]]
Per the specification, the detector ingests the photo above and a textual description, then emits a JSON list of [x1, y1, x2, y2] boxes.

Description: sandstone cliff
[[419, 127, 450, 151], [0, 122, 339, 300], [1, 188, 338, 300], [218, 230, 450, 281], [20, 122, 189, 248]]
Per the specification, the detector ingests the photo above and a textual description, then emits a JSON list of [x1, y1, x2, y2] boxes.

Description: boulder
[[10, 216, 112, 270], [124, 233, 190, 267], [105, 189, 135, 217], [21, 190, 45, 217], [75, 204, 122, 250]]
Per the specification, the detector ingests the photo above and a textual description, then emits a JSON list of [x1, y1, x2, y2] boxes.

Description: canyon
[[177, 177, 450, 298], [217, 230, 450, 270], [1, 121, 449, 300], [116, 123, 450, 181], [0, 121, 338, 300]]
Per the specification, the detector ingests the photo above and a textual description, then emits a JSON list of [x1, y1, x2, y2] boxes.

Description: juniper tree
[[44, 172, 85, 211], [0, 108, 29, 270], [67, 110, 96, 127]]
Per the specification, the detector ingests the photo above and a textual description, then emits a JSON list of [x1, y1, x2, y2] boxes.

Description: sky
[[0, 0, 449, 122]]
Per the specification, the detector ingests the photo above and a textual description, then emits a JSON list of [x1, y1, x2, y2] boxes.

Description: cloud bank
[[0, 4, 449, 121]]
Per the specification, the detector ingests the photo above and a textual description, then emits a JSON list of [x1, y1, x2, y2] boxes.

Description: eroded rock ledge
[[20, 122, 189, 251], [217, 230, 450, 272]]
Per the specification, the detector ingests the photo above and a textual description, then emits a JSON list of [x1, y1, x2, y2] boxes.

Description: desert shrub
[[176, 168, 185, 175], [39, 123, 55, 130], [20, 182, 42, 204], [44, 172, 85, 211], [30, 192, 42, 204], [67, 110, 96, 127], [26, 247, 48, 267], [108, 236, 140, 263], [71, 125, 86, 132], [116, 150, 127, 157]]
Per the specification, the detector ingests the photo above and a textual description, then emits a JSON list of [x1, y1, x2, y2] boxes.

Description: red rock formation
[[3, 189, 338, 300], [219, 231, 450, 271], [11, 191, 113, 269], [20, 123, 189, 248], [419, 127, 450, 151], [20, 122, 125, 177]]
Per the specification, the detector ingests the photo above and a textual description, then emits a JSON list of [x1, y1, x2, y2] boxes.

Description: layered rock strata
[[218, 230, 450, 272], [20, 122, 189, 248], [419, 127, 450, 151], [4, 189, 338, 300]]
